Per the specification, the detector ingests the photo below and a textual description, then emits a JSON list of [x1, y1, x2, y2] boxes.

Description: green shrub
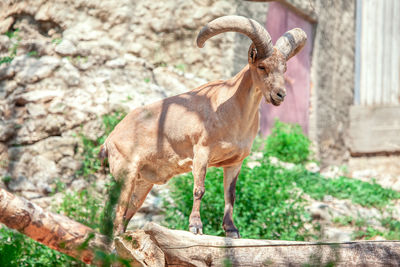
[[0, 111, 126, 266], [381, 216, 400, 240], [163, 159, 310, 240], [289, 168, 400, 208], [0, 177, 124, 267], [162, 120, 400, 241], [0, 227, 82, 266], [1, 28, 21, 66], [163, 120, 313, 240], [56, 188, 102, 230], [264, 119, 311, 164]]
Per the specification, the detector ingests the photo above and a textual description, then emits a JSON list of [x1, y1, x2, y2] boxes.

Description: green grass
[[164, 159, 310, 240], [381, 216, 400, 240], [162, 120, 400, 240], [0, 111, 127, 266], [0, 176, 125, 266], [332, 216, 354, 226], [0, 28, 21, 66], [265, 119, 312, 164], [56, 188, 102, 230], [332, 214, 400, 241], [278, 167, 400, 208], [52, 38, 62, 45], [77, 111, 126, 177], [27, 50, 39, 58], [163, 156, 400, 240], [1, 115, 400, 265], [175, 63, 186, 72], [0, 227, 82, 266]]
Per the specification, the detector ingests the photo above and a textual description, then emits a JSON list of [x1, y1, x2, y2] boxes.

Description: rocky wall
[[0, 0, 268, 224], [310, 0, 355, 166], [280, 0, 356, 166]]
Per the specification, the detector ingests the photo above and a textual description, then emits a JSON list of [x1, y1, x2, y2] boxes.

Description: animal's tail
[[99, 143, 108, 172]]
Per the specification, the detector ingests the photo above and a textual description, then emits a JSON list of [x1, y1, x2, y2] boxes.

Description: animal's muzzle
[[270, 88, 286, 106]]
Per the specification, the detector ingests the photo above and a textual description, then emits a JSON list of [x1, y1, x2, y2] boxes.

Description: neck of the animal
[[229, 65, 263, 125]]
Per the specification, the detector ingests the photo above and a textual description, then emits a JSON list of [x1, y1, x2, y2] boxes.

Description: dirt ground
[[348, 155, 400, 191]]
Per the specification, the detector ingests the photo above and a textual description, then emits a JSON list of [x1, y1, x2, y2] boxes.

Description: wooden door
[[260, 2, 313, 135]]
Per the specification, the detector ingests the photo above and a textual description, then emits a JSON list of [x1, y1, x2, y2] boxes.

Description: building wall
[[246, 0, 356, 166], [233, 2, 269, 75], [309, 0, 355, 166]]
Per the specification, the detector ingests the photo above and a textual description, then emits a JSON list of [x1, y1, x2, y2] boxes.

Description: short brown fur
[[101, 16, 306, 238]]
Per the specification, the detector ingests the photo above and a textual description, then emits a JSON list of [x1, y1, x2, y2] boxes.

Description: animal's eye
[[258, 65, 265, 70]]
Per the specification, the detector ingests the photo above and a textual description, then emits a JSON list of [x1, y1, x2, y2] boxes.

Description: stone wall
[[277, 0, 356, 166], [236, 0, 356, 166], [0, 0, 358, 212], [0, 0, 269, 221], [309, 0, 355, 166]]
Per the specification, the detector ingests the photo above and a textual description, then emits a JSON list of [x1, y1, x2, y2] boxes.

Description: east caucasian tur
[[100, 15, 307, 238]]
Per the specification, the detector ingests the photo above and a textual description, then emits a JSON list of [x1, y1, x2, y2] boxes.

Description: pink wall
[[260, 2, 314, 135]]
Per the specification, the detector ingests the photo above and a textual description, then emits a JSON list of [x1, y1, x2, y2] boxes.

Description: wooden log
[[115, 222, 400, 267], [0, 188, 110, 265], [2, 187, 400, 266]]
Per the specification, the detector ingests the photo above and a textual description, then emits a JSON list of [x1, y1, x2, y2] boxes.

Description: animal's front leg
[[222, 163, 242, 238], [189, 147, 209, 235]]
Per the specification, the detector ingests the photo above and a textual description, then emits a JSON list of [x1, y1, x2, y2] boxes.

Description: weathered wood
[[2, 187, 400, 266], [0, 188, 110, 265], [348, 105, 400, 154], [116, 222, 400, 267], [115, 229, 164, 267]]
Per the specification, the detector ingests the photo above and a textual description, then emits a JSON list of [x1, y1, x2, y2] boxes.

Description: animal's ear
[[247, 43, 257, 64], [275, 28, 307, 60]]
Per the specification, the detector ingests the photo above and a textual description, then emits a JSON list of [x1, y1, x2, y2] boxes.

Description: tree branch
[[0, 188, 110, 265], [2, 187, 400, 266]]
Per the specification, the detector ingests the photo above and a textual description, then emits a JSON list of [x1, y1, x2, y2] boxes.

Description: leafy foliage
[[0, 28, 21, 66], [164, 159, 310, 240], [163, 120, 400, 241], [265, 119, 312, 164], [0, 112, 126, 266], [56, 188, 102, 230], [381, 216, 400, 240], [0, 176, 124, 266], [291, 171, 400, 208], [1, 111, 400, 266], [77, 111, 126, 177], [100, 178, 122, 239], [333, 215, 400, 240], [0, 227, 81, 267]]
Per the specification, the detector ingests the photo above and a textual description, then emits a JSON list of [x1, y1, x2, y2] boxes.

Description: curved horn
[[275, 28, 307, 60], [197, 15, 273, 59]]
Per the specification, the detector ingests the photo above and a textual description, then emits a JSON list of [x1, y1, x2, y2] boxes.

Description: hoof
[[225, 229, 240, 239], [189, 225, 203, 235]]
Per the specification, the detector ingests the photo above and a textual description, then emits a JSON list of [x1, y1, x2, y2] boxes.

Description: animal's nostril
[[277, 92, 285, 100]]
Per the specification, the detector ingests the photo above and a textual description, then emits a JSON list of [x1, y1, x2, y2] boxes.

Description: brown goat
[[100, 16, 306, 238]]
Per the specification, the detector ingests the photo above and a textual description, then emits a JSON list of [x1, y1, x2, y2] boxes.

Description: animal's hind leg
[[123, 178, 153, 231], [113, 169, 138, 236]]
